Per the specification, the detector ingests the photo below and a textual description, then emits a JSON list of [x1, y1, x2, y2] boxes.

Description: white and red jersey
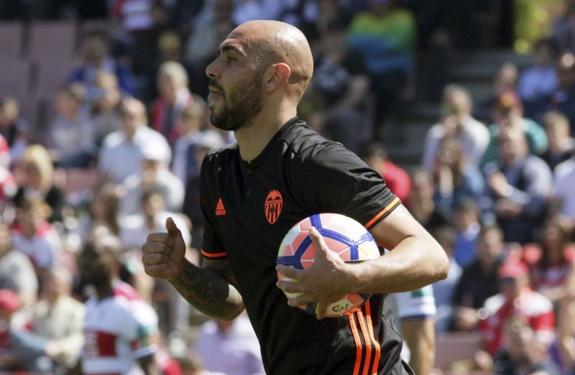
[[11, 221, 61, 268], [82, 286, 158, 375], [479, 289, 555, 354]]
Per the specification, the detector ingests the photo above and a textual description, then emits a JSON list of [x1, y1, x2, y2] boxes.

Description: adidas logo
[[215, 198, 226, 216]]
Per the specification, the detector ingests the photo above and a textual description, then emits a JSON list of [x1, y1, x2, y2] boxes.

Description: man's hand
[[142, 217, 186, 281], [276, 227, 353, 319]]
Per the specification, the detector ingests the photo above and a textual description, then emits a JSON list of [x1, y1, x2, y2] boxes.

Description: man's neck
[[235, 106, 297, 163]]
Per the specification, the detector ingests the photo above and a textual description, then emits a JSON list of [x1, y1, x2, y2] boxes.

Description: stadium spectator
[[430, 137, 485, 215], [68, 31, 136, 96], [99, 97, 171, 183], [540, 111, 574, 171], [26, 267, 84, 372], [528, 52, 575, 130], [482, 90, 548, 167], [347, 0, 417, 128], [518, 39, 559, 102], [80, 183, 122, 242], [13, 145, 64, 223], [120, 188, 189, 250], [475, 62, 519, 122], [452, 225, 506, 332], [552, 150, 575, 235], [556, 275, 575, 374], [306, 19, 371, 153], [361, 143, 411, 203], [10, 198, 62, 272], [484, 127, 552, 244], [0, 97, 28, 163], [452, 199, 482, 268], [0, 223, 37, 309], [89, 71, 125, 146], [552, 2, 575, 54], [527, 219, 575, 304], [492, 320, 560, 375], [422, 85, 489, 170], [408, 169, 450, 232], [393, 286, 436, 375], [78, 240, 159, 375], [120, 144, 184, 216], [151, 62, 197, 145], [46, 84, 96, 169], [184, 0, 234, 94], [479, 259, 555, 355], [431, 226, 462, 333], [193, 314, 265, 375], [171, 100, 223, 185], [0, 289, 32, 372], [0, 166, 17, 207]]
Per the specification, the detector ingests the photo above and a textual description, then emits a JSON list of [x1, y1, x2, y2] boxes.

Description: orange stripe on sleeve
[[356, 309, 373, 375], [364, 197, 401, 229], [200, 249, 228, 259], [364, 302, 381, 375], [348, 313, 364, 375]]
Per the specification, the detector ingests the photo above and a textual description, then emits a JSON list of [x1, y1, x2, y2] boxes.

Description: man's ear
[[264, 63, 291, 93]]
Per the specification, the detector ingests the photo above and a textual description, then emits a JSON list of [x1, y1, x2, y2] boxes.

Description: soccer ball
[[276, 213, 380, 318]]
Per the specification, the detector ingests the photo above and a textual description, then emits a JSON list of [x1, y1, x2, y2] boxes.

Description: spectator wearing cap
[[151, 62, 197, 146], [99, 98, 171, 184], [483, 127, 552, 244], [540, 111, 575, 171], [119, 140, 184, 216], [422, 85, 489, 170], [479, 259, 555, 356], [0, 223, 37, 310], [481, 90, 548, 167]]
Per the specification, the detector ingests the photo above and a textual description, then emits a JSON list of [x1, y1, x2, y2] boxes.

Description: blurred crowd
[[0, 0, 574, 374]]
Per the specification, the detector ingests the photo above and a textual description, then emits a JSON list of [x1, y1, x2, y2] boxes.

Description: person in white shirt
[[120, 143, 184, 216], [79, 240, 159, 375], [422, 85, 489, 170], [193, 314, 265, 375], [99, 98, 171, 183]]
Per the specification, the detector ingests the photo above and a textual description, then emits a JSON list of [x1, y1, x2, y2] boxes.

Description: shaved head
[[230, 20, 314, 98], [206, 20, 314, 131]]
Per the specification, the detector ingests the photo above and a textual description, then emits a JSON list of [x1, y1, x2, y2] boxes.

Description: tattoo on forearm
[[171, 263, 244, 320]]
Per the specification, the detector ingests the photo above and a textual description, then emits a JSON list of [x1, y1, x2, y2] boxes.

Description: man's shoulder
[[555, 158, 575, 178], [202, 142, 239, 168]]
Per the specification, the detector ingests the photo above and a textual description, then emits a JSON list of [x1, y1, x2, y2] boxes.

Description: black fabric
[[199, 118, 409, 375]]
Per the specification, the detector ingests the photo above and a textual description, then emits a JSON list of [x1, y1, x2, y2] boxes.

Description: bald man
[[143, 20, 448, 375]]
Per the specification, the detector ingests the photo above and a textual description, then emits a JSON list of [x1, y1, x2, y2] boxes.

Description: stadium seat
[[27, 21, 77, 60], [0, 59, 31, 100], [35, 59, 77, 97], [0, 22, 23, 59]]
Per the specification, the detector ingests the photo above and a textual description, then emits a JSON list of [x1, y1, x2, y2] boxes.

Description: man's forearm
[[170, 262, 244, 320]]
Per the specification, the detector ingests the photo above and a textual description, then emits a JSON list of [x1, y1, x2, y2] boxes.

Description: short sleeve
[[199, 156, 227, 260], [125, 301, 158, 359], [293, 142, 400, 229]]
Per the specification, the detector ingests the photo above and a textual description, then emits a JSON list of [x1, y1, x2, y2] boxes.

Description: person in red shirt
[[479, 259, 555, 355], [361, 142, 411, 203]]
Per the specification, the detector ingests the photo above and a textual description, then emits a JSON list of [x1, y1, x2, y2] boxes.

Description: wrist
[[345, 260, 373, 294]]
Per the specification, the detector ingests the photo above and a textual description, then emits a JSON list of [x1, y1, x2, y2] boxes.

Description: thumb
[[309, 227, 329, 258], [166, 217, 182, 238]]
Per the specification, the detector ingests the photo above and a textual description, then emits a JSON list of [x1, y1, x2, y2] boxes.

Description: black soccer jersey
[[199, 118, 412, 375]]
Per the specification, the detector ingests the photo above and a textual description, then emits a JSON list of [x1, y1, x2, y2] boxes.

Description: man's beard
[[209, 75, 263, 131]]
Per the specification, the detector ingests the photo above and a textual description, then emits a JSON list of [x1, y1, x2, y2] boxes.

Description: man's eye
[[225, 55, 235, 63]]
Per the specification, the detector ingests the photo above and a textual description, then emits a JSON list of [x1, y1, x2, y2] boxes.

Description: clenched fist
[[142, 217, 186, 281]]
